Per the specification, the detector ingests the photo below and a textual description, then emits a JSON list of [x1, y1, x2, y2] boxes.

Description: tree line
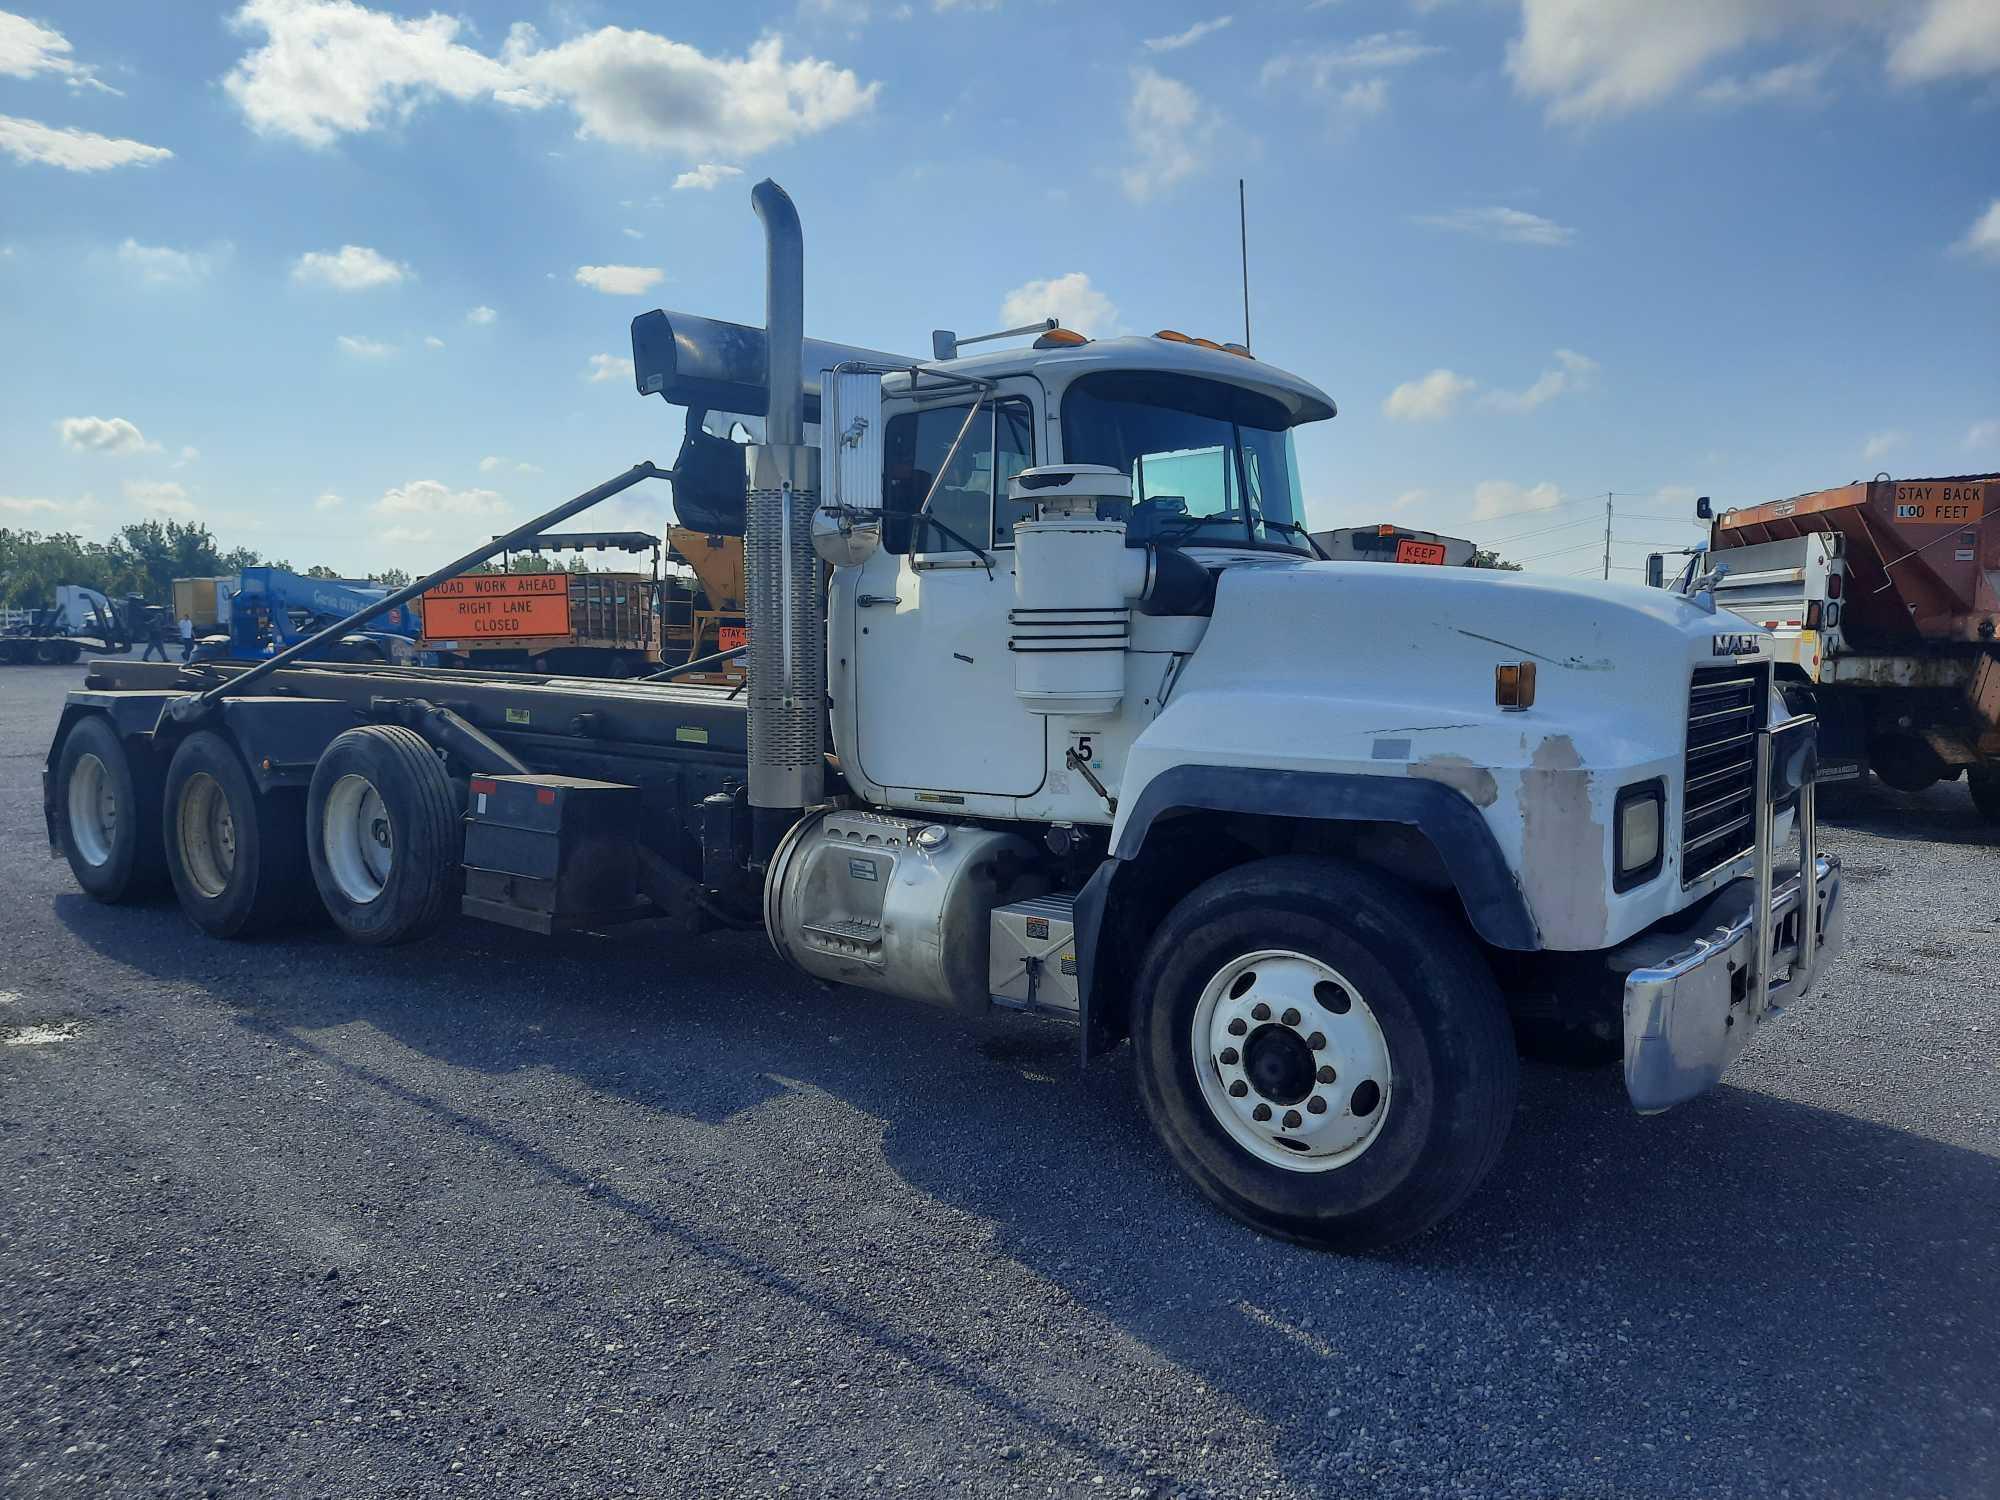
[[0, 520, 601, 609]]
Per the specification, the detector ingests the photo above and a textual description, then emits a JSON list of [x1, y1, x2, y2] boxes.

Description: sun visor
[[630, 309, 917, 426]]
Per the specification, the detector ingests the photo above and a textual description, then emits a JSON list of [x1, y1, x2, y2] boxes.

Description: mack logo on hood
[[1712, 632, 1761, 656]]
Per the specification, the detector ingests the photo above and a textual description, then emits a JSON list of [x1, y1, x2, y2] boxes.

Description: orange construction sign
[[420, 573, 571, 641]]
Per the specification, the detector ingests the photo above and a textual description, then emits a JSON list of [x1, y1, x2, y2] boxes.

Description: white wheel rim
[[322, 773, 393, 904], [177, 772, 237, 898], [68, 752, 116, 867], [1190, 948, 1394, 1172]]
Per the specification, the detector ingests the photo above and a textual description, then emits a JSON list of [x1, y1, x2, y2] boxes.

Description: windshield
[[1060, 371, 1312, 554]]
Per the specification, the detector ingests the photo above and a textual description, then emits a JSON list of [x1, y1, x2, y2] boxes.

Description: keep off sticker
[[1892, 482, 1987, 525], [421, 573, 571, 640]]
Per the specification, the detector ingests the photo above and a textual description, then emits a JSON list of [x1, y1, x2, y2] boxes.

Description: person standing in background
[[141, 612, 168, 661], [178, 611, 195, 662]]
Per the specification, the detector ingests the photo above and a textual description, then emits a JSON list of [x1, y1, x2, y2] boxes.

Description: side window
[[991, 404, 1036, 544], [881, 400, 1034, 555]]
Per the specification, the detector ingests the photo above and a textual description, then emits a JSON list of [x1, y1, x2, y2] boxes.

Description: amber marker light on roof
[[1033, 328, 1088, 348]]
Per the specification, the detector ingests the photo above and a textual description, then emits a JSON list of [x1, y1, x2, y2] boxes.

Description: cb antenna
[[1238, 177, 1251, 351]]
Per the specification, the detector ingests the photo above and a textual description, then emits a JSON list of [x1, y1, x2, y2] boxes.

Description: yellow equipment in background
[[665, 528, 747, 679]]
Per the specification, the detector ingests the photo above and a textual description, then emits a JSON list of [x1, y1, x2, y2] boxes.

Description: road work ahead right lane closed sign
[[421, 574, 571, 640]]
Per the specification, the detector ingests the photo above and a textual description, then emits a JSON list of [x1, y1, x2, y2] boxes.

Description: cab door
[[848, 380, 1046, 798]]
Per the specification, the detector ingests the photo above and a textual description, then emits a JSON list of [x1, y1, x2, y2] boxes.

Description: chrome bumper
[[1622, 719, 1845, 1113]]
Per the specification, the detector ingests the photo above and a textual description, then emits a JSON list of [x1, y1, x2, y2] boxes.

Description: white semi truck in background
[[44, 181, 1845, 1249]]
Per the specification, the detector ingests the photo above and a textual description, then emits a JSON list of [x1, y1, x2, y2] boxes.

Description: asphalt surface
[[1, 657, 1995, 1500]]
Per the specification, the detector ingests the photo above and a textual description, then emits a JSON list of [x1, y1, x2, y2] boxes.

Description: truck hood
[[1176, 558, 1762, 760]]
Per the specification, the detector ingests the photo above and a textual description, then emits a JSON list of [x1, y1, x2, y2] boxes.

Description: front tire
[[162, 731, 310, 939], [306, 726, 459, 945], [1132, 856, 1518, 1251], [54, 715, 166, 902]]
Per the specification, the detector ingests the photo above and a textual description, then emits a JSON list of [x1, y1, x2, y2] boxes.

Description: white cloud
[[998, 273, 1118, 336], [314, 491, 344, 510], [1418, 205, 1574, 247], [1481, 349, 1599, 413], [1262, 29, 1442, 90], [375, 479, 506, 517], [1145, 16, 1233, 53], [0, 114, 172, 170], [336, 334, 394, 357], [1863, 429, 1906, 461], [575, 264, 663, 295], [1337, 78, 1389, 114], [1508, 1, 2000, 120], [1121, 67, 1218, 203], [1953, 199, 2000, 265], [116, 238, 224, 284], [424, 335, 445, 349], [1967, 418, 2000, 450], [124, 479, 195, 517], [175, 446, 201, 467], [1472, 480, 1564, 522], [1392, 488, 1430, 513], [673, 162, 743, 191], [585, 353, 637, 383], [466, 304, 497, 324], [1383, 369, 1475, 422], [621, 226, 643, 239], [1697, 55, 1831, 106], [58, 416, 157, 454], [292, 244, 409, 290], [479, 455, 543, 474], [0, 12, 115, 93], [1889, 0, 2000, 82], [219, 4, 882, 156], [1, 493, 96, 518], [382, 525, 435, 545]]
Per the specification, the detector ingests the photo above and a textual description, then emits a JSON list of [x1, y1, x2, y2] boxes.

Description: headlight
[[1614, 780, 1665, 891]]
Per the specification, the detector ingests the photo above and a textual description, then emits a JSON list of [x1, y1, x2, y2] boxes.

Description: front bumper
[[1619, 715, 1845, 1113]]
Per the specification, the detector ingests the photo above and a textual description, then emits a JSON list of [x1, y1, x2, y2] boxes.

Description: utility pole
[[1602, 491, 1613, 580]]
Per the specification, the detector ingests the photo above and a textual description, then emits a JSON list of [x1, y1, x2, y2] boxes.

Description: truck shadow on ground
[[57, 894, 2000, 1497], [1820, 777, 1995, 846]]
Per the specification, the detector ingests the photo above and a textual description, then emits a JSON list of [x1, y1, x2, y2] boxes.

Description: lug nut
[[1282, 1109, 1302, 1129], [1316, 1065, 1337, 1084], [1307, 1032, 1326, 1050], [1227, 1017, 1247, 1037], [1252, 1103, 1272, 1122], [1228, 1080, 1248, 1098], [1307, 1096, 1328, 1115], [1281, 1008, 1301, 1027], [1219, 1047, 1239, 1065], [1251, 1003, 1271, 1022]]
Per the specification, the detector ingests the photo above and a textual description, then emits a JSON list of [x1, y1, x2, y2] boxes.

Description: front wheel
[[1132, 856, 1518, 1251]]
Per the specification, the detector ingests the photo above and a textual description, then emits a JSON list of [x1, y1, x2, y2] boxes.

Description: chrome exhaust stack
[[743, 180, 825, 859]]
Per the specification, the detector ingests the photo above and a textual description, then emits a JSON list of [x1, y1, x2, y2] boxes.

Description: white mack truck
[[44, 181, 1845, 1249]]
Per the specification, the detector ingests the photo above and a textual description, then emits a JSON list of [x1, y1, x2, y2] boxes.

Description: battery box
[[461, 774, 645, 934]]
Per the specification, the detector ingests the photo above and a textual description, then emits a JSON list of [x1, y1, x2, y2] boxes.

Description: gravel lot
[[2, 658, 1995, 1499]]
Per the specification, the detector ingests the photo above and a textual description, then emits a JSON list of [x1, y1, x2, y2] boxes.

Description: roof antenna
[[1238, 177, 1251, 352]]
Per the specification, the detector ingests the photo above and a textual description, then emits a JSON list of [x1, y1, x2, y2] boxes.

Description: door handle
[[857, 594, 896, 608]]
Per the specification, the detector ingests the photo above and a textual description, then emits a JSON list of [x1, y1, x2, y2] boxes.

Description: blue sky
[[3, 0, 1997, 581]]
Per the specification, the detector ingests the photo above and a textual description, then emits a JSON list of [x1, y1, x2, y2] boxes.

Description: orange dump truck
[[1666, 473, 2000, 814]]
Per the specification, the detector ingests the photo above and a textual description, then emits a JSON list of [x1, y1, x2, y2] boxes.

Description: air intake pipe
[[744, 180, 824, 859]]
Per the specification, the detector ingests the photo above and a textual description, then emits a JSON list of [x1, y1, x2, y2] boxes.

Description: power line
[[1516, 538, 1603, 563]]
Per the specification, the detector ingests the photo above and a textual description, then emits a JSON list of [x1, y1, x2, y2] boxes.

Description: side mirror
[[1644, 553, 1665, 589], [814, 368, 884, 567], [1695, 495, 1712, 520]]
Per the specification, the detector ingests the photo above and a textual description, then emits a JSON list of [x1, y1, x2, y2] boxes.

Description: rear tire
[[54, 715, 167, 902], [306, 726, 459, 945], [162, 731, 310, 939], [1131, 856, 1518, 1251], [1970, 769, 2000, 824]]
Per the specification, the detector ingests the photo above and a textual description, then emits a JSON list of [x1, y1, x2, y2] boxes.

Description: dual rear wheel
[[56, 718, 458, 945]]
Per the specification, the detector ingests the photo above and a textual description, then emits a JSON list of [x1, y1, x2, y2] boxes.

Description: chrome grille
[[1682, 663, 1766, 882]]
